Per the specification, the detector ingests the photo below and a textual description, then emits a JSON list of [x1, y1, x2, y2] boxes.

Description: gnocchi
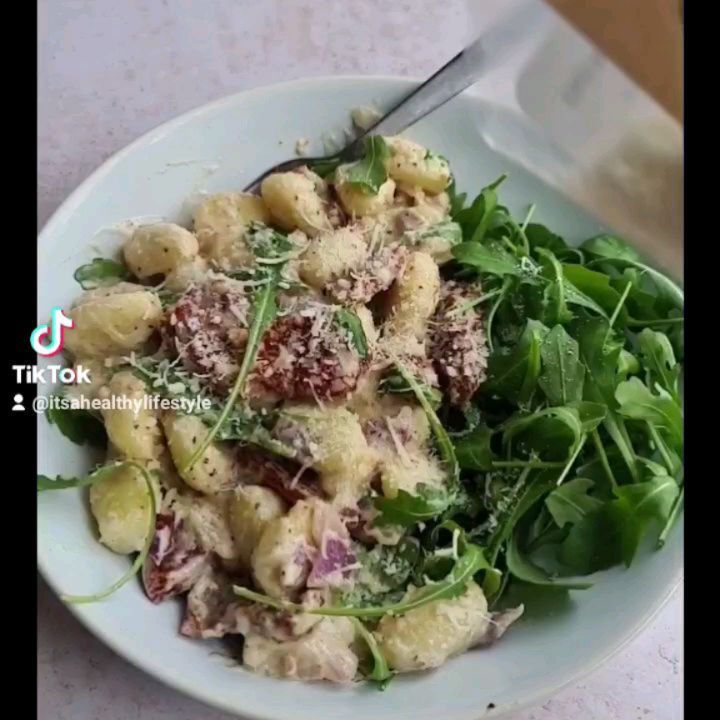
[[123, 223, 199, 279], [279, 406, 378, 503], [299, 226, 367, 290], [64, 283, 163, 357], [163, 255, 210, 292], [194, 192, 270, 269], [251, 499, 316, 599], [229, 485, 287, 567], [185, 494, 238, 561], [335, 172, 396, 217], [261, 171, 331, 236], [385, 137, 451, 194], [100, 370, 163, 460], [376, 582, 489, 671], [384, 251, 441, 339], [243, 617, 358, 683], [163, 413, 237, 494], [89, 463, 158, 555]]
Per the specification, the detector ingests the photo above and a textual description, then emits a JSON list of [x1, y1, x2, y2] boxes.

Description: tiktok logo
[[31, 307, 74, 357]]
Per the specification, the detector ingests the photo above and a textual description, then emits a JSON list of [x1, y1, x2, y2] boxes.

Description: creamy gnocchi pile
[[57, 136, 523, 685]]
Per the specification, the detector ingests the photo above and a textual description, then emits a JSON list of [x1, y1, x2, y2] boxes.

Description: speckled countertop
[[37, 1, 683, 718]]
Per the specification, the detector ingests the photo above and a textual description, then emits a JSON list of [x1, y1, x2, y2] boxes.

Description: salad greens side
[[437, 176, 683, 593]]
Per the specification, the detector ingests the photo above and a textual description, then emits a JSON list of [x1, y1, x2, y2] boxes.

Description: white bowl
[[37, 76, 683, 720]]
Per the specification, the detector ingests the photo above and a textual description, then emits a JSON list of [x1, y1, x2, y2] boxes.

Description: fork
[[242, 1, 547, 193]]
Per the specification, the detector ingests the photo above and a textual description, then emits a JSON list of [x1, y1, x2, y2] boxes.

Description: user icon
[[12, 394, 24, 412]]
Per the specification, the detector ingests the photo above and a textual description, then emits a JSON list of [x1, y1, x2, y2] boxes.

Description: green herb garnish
[[334, 308, 369, 358], [341, 136, 390, 194], [47, 400, 107, 448], [73, 258, 131, 290], [351, 618, 393, 687]]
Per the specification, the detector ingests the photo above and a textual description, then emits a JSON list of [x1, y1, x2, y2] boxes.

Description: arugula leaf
[[582, 235, 683, 310], [574, 317, 640, 481], [545, 478, 603, 527], [378, 372, 442, 409], [38, 461, 157, 604], [352, 539, 420, 599], [638, 328, 680, 401], [617, 349, 640, 378], [322, 542, 490, 617], [405, 220, 462, 249], [454, 423, 495, 471], [502, 406, 583, 462], [447, 176, 467, 217], [576, 317, 623, 406], [334, 308, 369, 358], [559, 476, 679, 572], [455, 174, 508, 242], [374, 487, 451, 527], [486, 469, 559, 564], [536, 248, 573, 325], [245, 222, 295, 258], [538, 325, 585, 405], [352, 618, 393, 687], [658, 486, 683, 548], [234, 542, 490, 618], [38, 463, 120, 491], [615, 377, 682, 449], [581, 234, 640, 262], [526, 223, 567, 255], [453, 241, 525, 278], [47, 402, 107, 447], [393, 358, 459, 485], [73, 258, 131, 290], [486, 319, 548, 403], [562, 264, 622, 319], [506, 529, 592, 589], [155, 287, 183, 308], [342, 136, 390, 194], [569, 401, 607, 432], [308, 156, 343, 178]]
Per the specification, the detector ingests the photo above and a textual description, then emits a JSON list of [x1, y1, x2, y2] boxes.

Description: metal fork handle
[[345, 1, 548, 155], [244, 1, 548, 190]]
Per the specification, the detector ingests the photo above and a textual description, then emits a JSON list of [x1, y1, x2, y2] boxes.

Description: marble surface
[[37, 1, 683, 718]]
